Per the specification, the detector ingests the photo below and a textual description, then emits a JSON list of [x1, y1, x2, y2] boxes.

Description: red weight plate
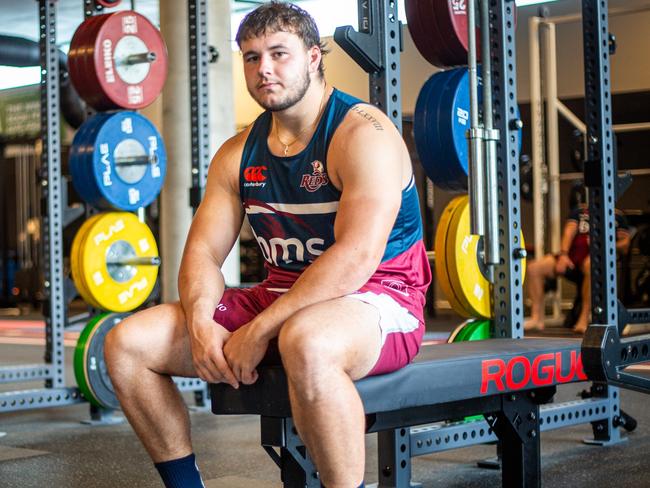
[[405, 0, 447, 67], [68, 15, 104, 103], [91, 11, 168, 110], [96, 0, 122, 7], [82, 14, 113, 110], [418, 0, 455, 68], [433, 0, 481, 66]]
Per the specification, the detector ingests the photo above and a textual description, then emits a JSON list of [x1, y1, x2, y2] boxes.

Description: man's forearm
[[252, 243, 379, 339], [178, 248, 226, 330]]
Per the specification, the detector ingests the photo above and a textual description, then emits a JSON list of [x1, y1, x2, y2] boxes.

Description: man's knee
[[278, 313, 338, 379], [104, 314, 142, 377]]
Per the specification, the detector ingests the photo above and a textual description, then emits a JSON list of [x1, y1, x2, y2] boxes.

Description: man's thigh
[[113, 302, 196, 378], [284, 293, 424, 380]]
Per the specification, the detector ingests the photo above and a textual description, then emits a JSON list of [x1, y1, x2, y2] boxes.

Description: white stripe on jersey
[[245, 201, 339, 215]]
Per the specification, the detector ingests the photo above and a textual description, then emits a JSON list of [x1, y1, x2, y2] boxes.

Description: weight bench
[[210, 338, 585, 487]]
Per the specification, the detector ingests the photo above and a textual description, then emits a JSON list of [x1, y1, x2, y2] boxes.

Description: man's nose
[[257, 54, 273, 77]]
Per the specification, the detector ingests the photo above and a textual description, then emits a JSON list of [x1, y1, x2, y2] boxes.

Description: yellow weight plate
[[446, 196, 492, 318], [77, 214, 105, 309], [80, 212, 159, 312], [445, 197, 528, 319], [434, 196, 471, 317], [71, 214, 104, 308]]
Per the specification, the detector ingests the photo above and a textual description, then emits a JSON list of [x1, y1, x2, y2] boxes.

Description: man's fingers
[[241, 369, 258, 385], [212, 353, 239, 388]]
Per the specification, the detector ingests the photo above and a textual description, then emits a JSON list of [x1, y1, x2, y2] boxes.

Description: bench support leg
[[583, 383, 627, 446], [489, 393, 541, 488], [260, 416, 320, 487], [375, 428, 421, 488]]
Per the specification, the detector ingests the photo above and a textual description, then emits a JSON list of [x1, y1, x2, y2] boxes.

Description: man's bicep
[[333, 128, 402, 252], [186, 148, 244, 267]]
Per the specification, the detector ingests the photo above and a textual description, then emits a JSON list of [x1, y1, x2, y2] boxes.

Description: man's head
[[236, 2, 328, 112], [236, 2, 327, 76]]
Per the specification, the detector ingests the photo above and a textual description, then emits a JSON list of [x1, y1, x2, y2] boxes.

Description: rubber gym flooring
[[1, 312, 650, 488]]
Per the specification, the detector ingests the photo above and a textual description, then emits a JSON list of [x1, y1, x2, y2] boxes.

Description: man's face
[[241, 30, 318, 112]]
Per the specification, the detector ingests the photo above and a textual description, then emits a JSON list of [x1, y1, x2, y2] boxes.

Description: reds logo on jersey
[[300, 160, 329, 192]]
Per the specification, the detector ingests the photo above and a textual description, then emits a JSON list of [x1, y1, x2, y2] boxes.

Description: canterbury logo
[[244, 166, 267, 182]]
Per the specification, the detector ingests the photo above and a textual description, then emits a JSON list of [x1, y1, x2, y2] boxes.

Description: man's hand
[[555, 254, 575, 275], [223, 322, 269, 385], [188, 321, 239, 388]]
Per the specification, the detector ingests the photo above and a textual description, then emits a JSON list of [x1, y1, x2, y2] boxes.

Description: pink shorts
[[212, 285, 424, 377]]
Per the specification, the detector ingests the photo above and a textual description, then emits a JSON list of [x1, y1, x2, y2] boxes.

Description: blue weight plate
[[70, 114, 109, 207], [414, 72, 445, 186], [77, 113, 112, 209], [443, 67, 477, 191], [425, 69, 463, 190], [89, 111, 167, 211], [416, 70, 457, 188]]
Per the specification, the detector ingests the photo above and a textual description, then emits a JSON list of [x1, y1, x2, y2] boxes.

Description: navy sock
[[154, 453, 205, 488]]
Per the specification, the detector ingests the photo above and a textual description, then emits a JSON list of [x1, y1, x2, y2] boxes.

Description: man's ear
[[308, 45, 321, 74]]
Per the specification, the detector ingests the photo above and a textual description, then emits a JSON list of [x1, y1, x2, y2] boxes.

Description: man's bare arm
[[177, 132, 246, 385]]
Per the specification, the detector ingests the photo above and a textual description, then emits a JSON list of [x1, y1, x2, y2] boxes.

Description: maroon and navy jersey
[[239, 88, 431, 320]]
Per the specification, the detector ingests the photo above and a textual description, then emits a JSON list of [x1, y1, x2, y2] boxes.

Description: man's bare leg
[[279, 298, 384, 488], [574, 257, 591, 334], [104, 302, 198, 462], [525, 254, 557, 331]]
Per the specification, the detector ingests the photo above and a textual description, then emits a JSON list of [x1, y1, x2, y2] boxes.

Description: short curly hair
[[236, 1, 328, 77]]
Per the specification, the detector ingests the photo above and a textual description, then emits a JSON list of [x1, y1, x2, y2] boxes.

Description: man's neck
[[273, 78, 328, 136]]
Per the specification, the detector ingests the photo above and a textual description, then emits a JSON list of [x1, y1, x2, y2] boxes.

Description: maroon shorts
[[212, 285, 425, 377]]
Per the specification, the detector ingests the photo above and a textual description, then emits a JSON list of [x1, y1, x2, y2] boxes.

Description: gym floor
[[2, 313, 650, 488]]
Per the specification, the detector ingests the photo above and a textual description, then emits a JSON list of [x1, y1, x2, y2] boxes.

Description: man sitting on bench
[[525, 195, 630, 334], [103, 3, 431, 488]]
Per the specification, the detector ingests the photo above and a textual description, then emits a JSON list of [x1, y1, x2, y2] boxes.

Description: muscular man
[[104, 3, 431, 488], [525, 202, 630, 334]]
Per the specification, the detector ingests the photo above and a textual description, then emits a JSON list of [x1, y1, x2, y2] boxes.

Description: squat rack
[[0, 0, 210, 416], [330, 0, 642, 475]]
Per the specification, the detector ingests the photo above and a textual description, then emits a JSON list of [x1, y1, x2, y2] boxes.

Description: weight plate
[[447, 318, 472, 343], [68, 15, 105, 104], [93, 11, 168, 110], [414, 70, 449, 187], [92, 112, 166, 211], [434, 196, 471, 317], [96, 0, 122, 7], [80, 212, 159, 312], [74, 313, 126, 409], [434, 0, 482, 66], [425, 0, 466, 67], [445, 196, 527, 318], [70, 113, 111, 207], [445, 195, 491, 317], [71, 214, 104, 308]]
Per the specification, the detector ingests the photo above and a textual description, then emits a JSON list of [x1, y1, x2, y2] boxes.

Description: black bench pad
[[211, 338, 584, 418]]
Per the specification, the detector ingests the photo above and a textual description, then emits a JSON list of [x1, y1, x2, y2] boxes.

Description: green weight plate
[[450, 318, 493, 343], [462, 319, 493, 341], [74, 313, 127, 409]]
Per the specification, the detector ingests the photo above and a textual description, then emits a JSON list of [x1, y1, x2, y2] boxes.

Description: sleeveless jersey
[[239, 88, 431, 320]]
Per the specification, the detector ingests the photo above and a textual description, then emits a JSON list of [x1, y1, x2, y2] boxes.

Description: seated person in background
[[525, 200, 630, 334]]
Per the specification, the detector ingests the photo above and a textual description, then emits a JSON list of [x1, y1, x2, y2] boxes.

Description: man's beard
[[252, 68, 311, 112]]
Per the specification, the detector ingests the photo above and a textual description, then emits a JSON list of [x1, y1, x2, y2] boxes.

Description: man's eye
[[245, 56, 258, 63]]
